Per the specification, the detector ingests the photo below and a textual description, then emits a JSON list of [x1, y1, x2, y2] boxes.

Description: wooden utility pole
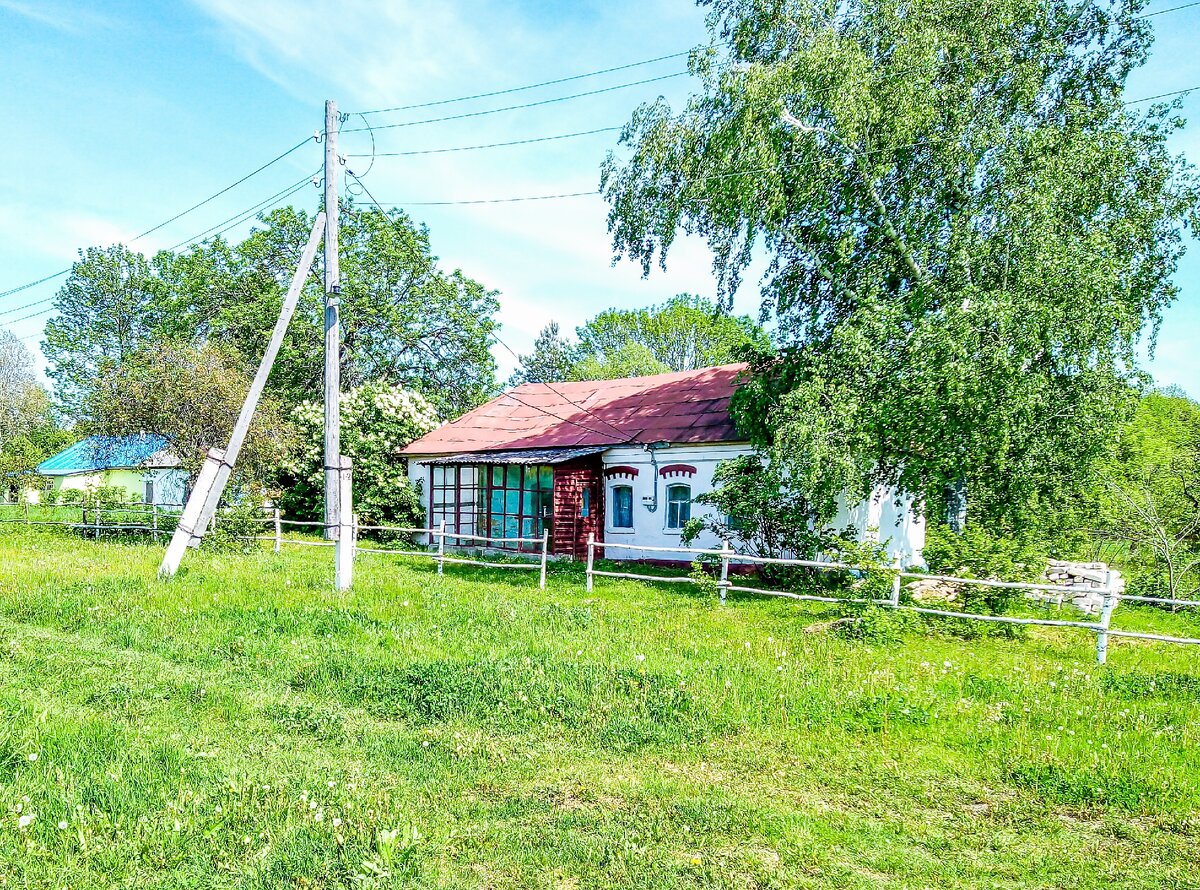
[[158, 213, 326, 579], [323, 99, 341, 541]]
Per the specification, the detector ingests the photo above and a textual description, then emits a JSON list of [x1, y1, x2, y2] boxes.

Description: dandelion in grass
[[58, 821, 68, 830], [27, 752, 37, 762], [17, 814, 34, 829]]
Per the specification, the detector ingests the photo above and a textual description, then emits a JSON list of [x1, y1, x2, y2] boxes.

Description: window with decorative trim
[[611, 485, 633, 529], [666, 483, 691, 530]]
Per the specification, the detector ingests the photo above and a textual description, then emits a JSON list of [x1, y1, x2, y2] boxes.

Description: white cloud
[[0, 0, 114, 34]]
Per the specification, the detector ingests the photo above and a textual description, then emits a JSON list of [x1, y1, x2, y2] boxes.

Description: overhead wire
[[1139, 1, 1200, 16], [341, 73, 686, 134], [5, 172, 321, 334], [357, 50, 691, 114], [344, 167, 632, 441], [345, 126, 622, 158], [0, 135, 315, 307]]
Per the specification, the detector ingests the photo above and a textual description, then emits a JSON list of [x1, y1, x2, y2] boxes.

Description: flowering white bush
[[282, 383, 439, 528]]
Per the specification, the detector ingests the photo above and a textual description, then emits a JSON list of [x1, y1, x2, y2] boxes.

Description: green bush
[[922, 522, 1047, 614]]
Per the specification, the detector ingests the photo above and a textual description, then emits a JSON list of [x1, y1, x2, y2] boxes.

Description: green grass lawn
[[0, 529, 1197, 888]]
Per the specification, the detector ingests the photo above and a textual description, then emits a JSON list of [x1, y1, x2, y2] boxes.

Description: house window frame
[[608, 484, 634, 532], [665, 483, 692, 531], [430, 463, 552, 553]]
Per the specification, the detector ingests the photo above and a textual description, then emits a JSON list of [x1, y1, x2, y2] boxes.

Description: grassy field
[[0, 529, 1196, 888]]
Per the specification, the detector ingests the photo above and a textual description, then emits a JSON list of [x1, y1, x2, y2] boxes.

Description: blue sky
[[0, 0, 1197, 395]]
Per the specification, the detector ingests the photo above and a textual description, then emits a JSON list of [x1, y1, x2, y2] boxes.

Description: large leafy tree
[[602, 0, 1198, 533], [44, 203, 500, 424], [510, 295, 766, 385], [42, 246, 168, 417], [0, 329, 70, 490], [575, 294, 768, 378], [82, 340, 294, 483], [507, 321, 579, 386], [1094, 388, 1200, 601]]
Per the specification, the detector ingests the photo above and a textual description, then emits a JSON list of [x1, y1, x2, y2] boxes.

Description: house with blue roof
[[35, 434, 187, 506]]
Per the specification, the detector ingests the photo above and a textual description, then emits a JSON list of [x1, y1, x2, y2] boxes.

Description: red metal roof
[[402, 363, 749, 456]]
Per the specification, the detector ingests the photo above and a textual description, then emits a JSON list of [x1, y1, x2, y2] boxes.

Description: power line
[[1140, 1, 1200, 17], [164, 171, 319, 251], [346, 0, 1194, 133], [1125, 85, 1198, 104], [490, 335, 631, 441], [344, 168, 630, 442], [345, 126, 622, 158], [357, 50, 691, 115], [370, 190, 599, 206], [0, 136, 314, 305], [4, 173, 320, 335], [0, 296, 55, 321], [131, 137, 312, 243], [341, 73, 687, 134]]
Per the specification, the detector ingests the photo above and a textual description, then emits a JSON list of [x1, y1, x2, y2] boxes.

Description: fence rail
[[585, 535, 1200, 664], [3, 505, 1194, 661]]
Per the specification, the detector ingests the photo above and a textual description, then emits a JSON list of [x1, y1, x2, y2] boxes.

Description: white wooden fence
[[3, 504, 1194, 662], [584, 535, 1200, 665], [0, 504, 550, 589], [236, 516, 550, 590]]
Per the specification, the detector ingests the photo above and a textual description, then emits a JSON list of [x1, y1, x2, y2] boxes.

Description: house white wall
[[599, 442, 753, 560], [405, 443, 925, 565], [830, 486, 926, 567], [600, 443, 925, 566]]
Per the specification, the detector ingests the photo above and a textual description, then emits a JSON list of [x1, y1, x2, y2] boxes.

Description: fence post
[[1096, 569, 1117, 665], [539, 529, 549, 590], [335, 456, 354, 591], [890, 556, 903, 609], [23, 499, 29, 525], [719, 540, 731, 605], [585, 533, 595, 593], [436, 519, 446, 576], [273, 507, 282, 553], [94, 502, 100, 540]]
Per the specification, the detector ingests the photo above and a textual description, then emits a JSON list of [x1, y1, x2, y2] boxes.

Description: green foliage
[[509, 294, 767, 385], [0, 329, 70, 490], [1, 531, 1198, 886], [1095, 389, 1200, 601], [835, 604, 916, 644], [602, 0, 1199, 534], [206, 499, 271, 554], [688, 556, 721, 599], [574, 294, 768, 378], [922, 522, 1048, 614], [45, 203, 499, 423], [506, 321, 578, 386], [681, 453, 827, 559], [80, 339, 294, 482], [55, 485, 132, 509], [282, 383, 437, 529], [42, 246, 168, 418]]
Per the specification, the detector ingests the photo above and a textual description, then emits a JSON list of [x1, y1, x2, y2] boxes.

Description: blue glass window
[[612, 485, 633, 528], [666, 484, 691, 530]]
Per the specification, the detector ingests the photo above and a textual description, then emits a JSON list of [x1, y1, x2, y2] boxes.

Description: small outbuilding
[[401, 364, 925, 564], [36, 434, 188, 506]]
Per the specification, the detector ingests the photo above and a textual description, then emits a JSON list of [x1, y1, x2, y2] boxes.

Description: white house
[[401, 364, 924, 564]]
